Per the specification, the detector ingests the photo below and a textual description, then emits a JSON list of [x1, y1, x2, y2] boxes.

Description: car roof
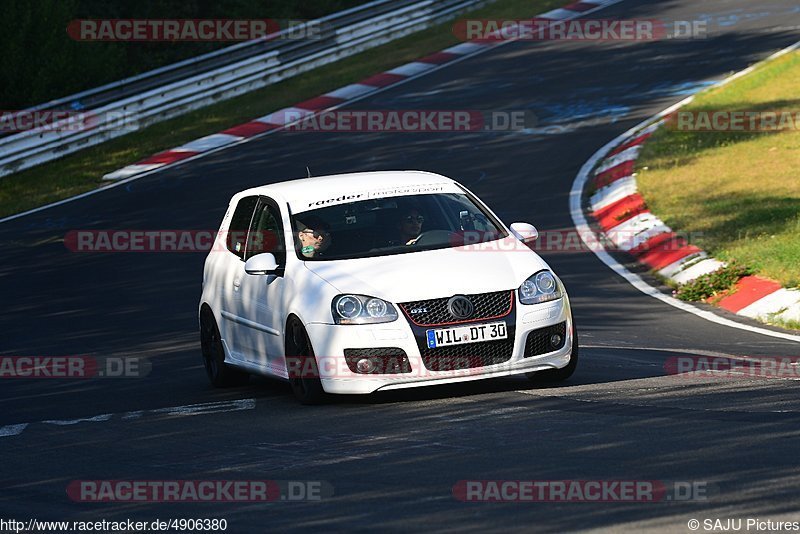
[[234, 170, 460, 211]]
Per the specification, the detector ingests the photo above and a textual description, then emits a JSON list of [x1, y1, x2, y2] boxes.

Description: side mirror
[[509, 222, 538, 243], [244, 253, 282, 275]]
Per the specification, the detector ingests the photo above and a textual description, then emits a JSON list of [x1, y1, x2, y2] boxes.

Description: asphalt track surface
[[2, 0, 800, 531]]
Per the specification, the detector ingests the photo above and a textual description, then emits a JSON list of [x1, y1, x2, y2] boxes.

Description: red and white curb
[[102, 0, 621, 181], [585, 120, 800, 327]]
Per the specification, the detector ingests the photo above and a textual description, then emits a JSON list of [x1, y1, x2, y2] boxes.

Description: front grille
[[399, 290, 513, 326], [343, 348, 411, 374], [524, 322, 567, 357], [417, 338, 515, 371]]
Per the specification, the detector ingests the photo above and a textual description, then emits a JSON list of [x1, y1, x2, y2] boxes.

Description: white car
[[199, 171, 577, 403]]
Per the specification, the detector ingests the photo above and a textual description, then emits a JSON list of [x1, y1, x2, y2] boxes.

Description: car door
[[236, 196, 289, 374], [216, 195, 259, 361]]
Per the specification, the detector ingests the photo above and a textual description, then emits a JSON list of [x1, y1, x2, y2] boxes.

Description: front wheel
[[526, 321, 579, 383], [285, 318, 326, 405], [200, 309, 249, 387]]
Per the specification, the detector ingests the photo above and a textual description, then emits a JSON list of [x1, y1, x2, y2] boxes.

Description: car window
[[246, 197, 286, 265], [226, 196, 258, 260], [290, 193, 507, 261], [436, 194, 497, 233]]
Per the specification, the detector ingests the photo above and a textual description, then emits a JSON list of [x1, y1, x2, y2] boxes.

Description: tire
[[526, 321, 579, 383], [200, 308, 249, 387], [285, 318, 326, 405]]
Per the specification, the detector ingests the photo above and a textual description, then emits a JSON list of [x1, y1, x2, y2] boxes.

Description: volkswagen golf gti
[[199, 170, 577, 403]]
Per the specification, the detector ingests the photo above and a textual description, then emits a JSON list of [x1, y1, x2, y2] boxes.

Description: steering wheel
[[411, 229, 460, 246]]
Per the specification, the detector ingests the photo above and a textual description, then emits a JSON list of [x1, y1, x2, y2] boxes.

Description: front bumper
[[306, 293, 574, 394]]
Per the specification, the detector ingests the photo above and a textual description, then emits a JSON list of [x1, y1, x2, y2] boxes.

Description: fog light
[[356, 358, 375, 374], [550, 334, 563, 347]]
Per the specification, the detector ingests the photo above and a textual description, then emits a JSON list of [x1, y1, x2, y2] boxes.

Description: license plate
[[426, 322, 507, 349]]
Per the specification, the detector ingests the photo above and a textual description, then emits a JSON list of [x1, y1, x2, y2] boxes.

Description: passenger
[[296, 217, 331, 258]]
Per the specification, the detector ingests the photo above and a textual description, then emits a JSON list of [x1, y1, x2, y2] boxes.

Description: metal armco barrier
[[0, 0, 492, 178]]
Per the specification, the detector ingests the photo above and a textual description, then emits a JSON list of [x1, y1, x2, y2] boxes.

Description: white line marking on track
[[150, 398, 256, 417], [0, 423, 28, 437], [0, 398, 256, 439], [42, 414, 113, 426]]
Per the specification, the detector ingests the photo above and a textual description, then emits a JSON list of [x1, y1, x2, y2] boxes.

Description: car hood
[[303, 243, 549, 303]]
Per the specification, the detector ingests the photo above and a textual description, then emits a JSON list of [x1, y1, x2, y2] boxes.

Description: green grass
[[766, 315, 800, 331], [672, 263, 753, 302], [0, 0, 563, 219], [636, 51, 800, 288]]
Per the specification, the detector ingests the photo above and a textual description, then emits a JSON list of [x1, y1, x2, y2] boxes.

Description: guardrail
[[0, 0, 492, 178]]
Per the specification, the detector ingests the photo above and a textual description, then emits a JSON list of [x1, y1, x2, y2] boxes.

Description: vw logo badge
[[447, 295, 474, 319]]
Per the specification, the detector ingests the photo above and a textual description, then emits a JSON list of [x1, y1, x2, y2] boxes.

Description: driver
[[392, 207, 425, 246], [296, 216, 331, 258]]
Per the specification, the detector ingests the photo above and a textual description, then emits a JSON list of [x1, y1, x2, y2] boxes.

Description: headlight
[[518, 270, 562, 305], [335, 295, 362, 319], [332, 294, 398, 324]]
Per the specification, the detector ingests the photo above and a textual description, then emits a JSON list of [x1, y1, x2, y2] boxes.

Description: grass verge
[[672, 263, 753, 302], [637, 50, 800, 289], [0, 0, 564, 219]]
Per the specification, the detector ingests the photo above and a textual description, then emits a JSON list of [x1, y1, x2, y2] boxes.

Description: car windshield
[[291, 192, 508, 261]]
